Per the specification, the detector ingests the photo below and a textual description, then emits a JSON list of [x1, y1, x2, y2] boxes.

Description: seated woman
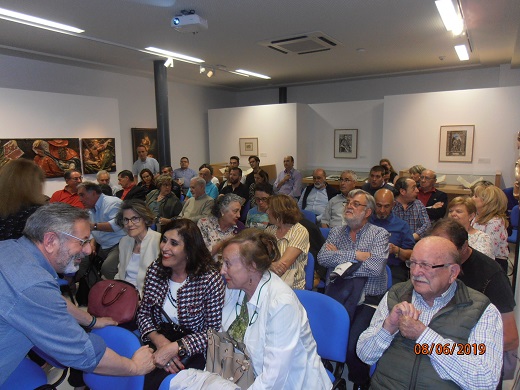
[[197, 193, 245, 261], [246, 182, 273, 230], [137, 219, 225, 389], [380, 158, 398, 184], [220, 229, 332, 389], [471, 183, 510, 273], [408, 164, 425, 187], [265, 194, 310, 290], [146, 174, 183, 231], [249, 169, 272, 208], [137, 168, 157, 195], [448, 196, 494, 258], [115, 199, 161, 297]]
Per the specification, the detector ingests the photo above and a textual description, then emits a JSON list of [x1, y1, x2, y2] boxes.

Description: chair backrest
[[0, 357, 47, 390], [294, 289, 349, 363], [319, 227, 330, 239], [511, 205, 519, 229], [159, 374, 177, 390], [301, 209, 317, 224], [386, 265, 392, 290], [83, 326, 144, 390], [304, 252, 315, 290]]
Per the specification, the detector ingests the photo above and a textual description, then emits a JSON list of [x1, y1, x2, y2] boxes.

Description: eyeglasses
[[123, 216, 142, 225], [254, 197, 269, 203], [57, 231, 92, 247], [69, 176, 83, 181], [405, 260, 454, 270], [345, 200, 367, 208], [419, 176, 434, 181], [339, 178, 354, 183]]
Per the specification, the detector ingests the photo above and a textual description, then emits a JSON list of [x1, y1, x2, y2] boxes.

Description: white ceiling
[[0, 0, 519, 91]]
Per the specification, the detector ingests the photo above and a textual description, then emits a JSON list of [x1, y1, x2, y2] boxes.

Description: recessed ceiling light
[[235, 69, 271, 79], [454, 44, 469, 61], [356, 48, 366, 53], [144, 47, 204, 64], [0, 6, 84, 34]]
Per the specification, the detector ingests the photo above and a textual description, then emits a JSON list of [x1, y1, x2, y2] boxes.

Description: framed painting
[[439, 125, 475, 163], [131, 128, 158, 161], [334, 129, 358, 159], [239, 137, 258, 156], [81, 138, 116, 173]]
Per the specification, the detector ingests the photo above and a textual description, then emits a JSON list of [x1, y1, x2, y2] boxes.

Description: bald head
[[199, 168, 211, 183], [374, 188, 395, 219], [419, 169, 437, 191]]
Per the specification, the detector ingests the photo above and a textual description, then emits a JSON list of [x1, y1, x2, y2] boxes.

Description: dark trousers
[[346, 304, 377, 385]]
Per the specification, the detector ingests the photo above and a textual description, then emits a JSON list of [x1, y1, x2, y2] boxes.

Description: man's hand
[[93, 317, 118, 328], [432, 201, 444, 209], [383, 301, 421, 334], [398, 315, 427, 340], [131, 346, 155, 375], [325, 243, 338, 251], [355, 251, 371, 261]]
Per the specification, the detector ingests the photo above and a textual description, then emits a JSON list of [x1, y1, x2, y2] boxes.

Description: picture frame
[[81, 138, 116, 173], [439, 125, 475, 163], [239, 137, 258, 156], [131, 128, 158, 161], [334, 129, 358, 159]]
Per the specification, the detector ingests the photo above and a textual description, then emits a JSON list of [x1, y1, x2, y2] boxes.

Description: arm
[[289, 170, 303, 198], [317, 226, 357, 268], [350, 228, 389, 278], [414, 203, 431, 239], [502, 311, 519, 351], [427, 192, 448, 221], [93, 346, 154, 376], [271, 247, 302, 277], [389, 244, 412, 261], [90, 221, 114, 232], [65, 299, 118, 328], [136, 263, 161, 340]]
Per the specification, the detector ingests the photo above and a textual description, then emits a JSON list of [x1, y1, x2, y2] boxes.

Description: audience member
[[298, 168, 338, 223], [249, 169, 272, 208], [357, 236, 503, 390], [116, 170, 146, 201], [0, 203, 154, 385], [217, 165, 230, 192], [379, 158, 398, 184], [393, 177, 431, 241], [200, 163, 220, 186], [220, 230, 332, 389], [0, 159, 46, 241], [273, 155, 302, 198], [370, 189, 415, 284], [361, 165, 393, 196], [245, 155, 261, 189], [78, 182, 126, 279], [318, 189, 389, 389], [246, 182, 273, 230], [229, 155, 239, 169], [321, 170, 357, 228], [186, 167, 219, 199], [145, 175, 183, 230], [219, 166, 249, 202], [408, 164, 425, 187], [96, 169, 120, 194], [137, 219, 225, 389], [132, 144, 159, 181], [448, 196, 494, 258], [137, 168, 157, 195], [265, 194, 310, 290], [161, 165, 173, 177], [173, 157, 197, 194], [178, 178, 214, 223], [50, 169, 84, 208], [417, 169, 447, 222], [197, 193, 245, 261]]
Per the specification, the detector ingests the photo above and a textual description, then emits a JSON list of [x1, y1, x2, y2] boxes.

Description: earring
[[249, 277, 252, 285]]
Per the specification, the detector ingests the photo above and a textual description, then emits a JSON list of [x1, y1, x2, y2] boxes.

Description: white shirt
[[298, 186, 329, 222], [221, 272, 331, 390]]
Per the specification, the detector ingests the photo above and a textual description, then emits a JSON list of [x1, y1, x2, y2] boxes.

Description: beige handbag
[[206, 329, 255, 389]]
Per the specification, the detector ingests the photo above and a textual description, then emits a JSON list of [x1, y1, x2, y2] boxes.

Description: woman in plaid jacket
[[137, 218, 225, 389]]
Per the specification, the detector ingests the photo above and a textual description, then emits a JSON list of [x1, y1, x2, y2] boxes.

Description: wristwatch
[[93, 223, 98, 231], [177, 339, 187, 357]]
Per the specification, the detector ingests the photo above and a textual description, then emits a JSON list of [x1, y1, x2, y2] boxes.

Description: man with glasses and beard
[[357, 236, 503, 390], [318, 189, 389, 390]]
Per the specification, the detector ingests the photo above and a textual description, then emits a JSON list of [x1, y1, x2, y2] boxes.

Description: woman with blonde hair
[[0, 159, 46, 240], [471, 184, 509, 273]]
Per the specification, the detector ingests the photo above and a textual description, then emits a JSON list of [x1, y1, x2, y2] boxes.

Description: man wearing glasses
[[0, 203, 154, 386], [321, 170, 357, 228], [298, 168, 338, 224], [357, 236, 503, 390], [245, 182, 273, 230], [417, 169, 447, 222], [50, 169, 84, 208]]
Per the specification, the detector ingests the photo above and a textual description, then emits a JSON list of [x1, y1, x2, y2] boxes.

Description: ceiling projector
[[171, 14, 208, 33]]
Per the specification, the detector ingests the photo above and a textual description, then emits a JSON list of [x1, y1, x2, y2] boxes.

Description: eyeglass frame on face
[[254, 196, 269, 203], [419, 176, 434, 181], [405, 260, 455, 270], [123, 216, 142, 225], [344, 200, 367, 208], [339, 178, 354, 183], [68, 176, 83, 181], [57, 231, 92, 247]]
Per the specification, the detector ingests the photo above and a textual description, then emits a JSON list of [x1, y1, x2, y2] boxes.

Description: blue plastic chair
[[319, 227, 330, 239], [0, 357, 47, 390], [301, 209, 317, 224], [508, 205, 519, 243], [83, 326, 144, 390], [386, 265, 392, 290], [304, 252, 315, 290], [159, 374, 177, 390], [294, 289, 349, 389]]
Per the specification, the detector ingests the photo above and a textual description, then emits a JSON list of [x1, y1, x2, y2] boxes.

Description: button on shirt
[[298, 187, 329, 222], [90, 194, 125, 249]]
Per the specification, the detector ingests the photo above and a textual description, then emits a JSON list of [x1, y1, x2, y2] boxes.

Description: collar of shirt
[[18, 236, 59, 280], [412, 280, 457, 311], [419, 187, 436, 195], [246, 270, 271, 312]]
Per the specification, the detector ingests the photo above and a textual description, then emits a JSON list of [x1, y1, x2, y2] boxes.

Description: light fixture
[[435, 0, 464, 36], [164, 58, 174, 68], [199, 66, 206, 74], [0, 6, 84, 34], [144, 47, 204, 64], [206, 69, 214, 78], [235, 69, 271, 79], [454, 44, 469, 61]]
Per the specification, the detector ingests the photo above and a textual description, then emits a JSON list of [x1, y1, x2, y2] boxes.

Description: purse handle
[[101, 283, 127, 306]]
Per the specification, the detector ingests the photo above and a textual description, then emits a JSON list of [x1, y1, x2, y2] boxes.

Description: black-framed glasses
[[57, 231, 92, 247], [405, 260, 454, 270], [254, 197, 269, 203], [123, 216, 142, 225], [345, 200, 367, 208]]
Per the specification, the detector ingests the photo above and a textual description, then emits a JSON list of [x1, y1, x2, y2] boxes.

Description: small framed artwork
[[334, 129, 358, 159], [439, 125, 475, 163], [239, 138, 258, 156], [131, 128, 158, 161]]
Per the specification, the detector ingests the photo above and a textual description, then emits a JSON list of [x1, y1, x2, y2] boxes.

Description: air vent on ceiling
[[259, 31, 341, 55]]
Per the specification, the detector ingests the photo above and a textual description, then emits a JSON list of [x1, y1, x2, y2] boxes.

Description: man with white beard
[[298, 168, 338, 223]]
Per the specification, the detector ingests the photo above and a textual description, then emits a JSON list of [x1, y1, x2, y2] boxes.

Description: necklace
[[236, 271, 271, 326]]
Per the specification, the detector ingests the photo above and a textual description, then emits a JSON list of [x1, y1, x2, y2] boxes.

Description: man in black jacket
[[417, 169, 447, 222], [298, 168, 338, 223]]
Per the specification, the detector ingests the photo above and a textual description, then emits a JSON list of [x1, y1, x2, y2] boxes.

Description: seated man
[[417, 169, 448, 222], [245, 155, 261, 189], [200, 163, 220, 186], [219, 167, 249, 201], [273, 155, 302, 198], [115, 170, 146, 201], [173, 157, 197, 194], [393, 177, 431, 241], [0, 203, 154, 385], [370, 189, 415, 284], [178, 177, 214, 223], [357, 236, 503, 389], [318, 189, 389, 389], [96, 169, 120, 195], [321, 170, 357, 228], [298, 168, 338, 223], [246, 182, 272, 230], [160, 165, 173, 177], [50, 169, 84, 208], [186, 167, 219, 199], [361, 165, 394, 196]]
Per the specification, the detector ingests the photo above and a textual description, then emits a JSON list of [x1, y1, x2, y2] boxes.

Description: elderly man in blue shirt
[[0, 203, 154, 385]]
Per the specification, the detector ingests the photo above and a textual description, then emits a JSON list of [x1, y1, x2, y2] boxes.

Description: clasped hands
[[153, 339, 185, 374], [383, 301, 426, 340]]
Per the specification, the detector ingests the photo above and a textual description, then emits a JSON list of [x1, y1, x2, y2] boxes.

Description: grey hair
[[191, 177, 206, 187], [341, 170, 358, 182], [212, 193, 244, 217], [23, 203, 90, 243], [348, 189, 376, 212], [96, 170, 109, 180]]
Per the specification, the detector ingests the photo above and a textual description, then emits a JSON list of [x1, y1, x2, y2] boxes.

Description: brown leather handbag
[[88, 280, 139, 323]]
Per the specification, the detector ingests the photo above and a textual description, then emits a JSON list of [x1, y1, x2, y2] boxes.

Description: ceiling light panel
[[235, 69, 271, 79], [145, 46, 204, 64], [0, 7, 84, 33]]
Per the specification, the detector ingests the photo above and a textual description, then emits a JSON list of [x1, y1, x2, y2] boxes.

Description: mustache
[[412, 276, 429, 284]]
